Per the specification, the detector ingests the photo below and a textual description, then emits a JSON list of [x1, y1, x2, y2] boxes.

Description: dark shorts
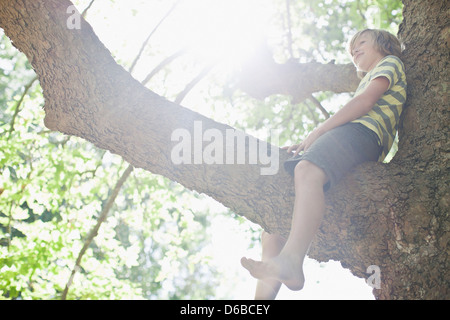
[[284, 123, 382, 191]]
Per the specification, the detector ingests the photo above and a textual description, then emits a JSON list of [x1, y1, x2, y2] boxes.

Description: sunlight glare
[[170, 0, 274, 68]]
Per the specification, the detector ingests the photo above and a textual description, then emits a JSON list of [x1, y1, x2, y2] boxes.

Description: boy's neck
[[367, 54, 387, 72]]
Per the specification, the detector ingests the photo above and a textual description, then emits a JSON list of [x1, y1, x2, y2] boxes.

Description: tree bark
[[0, 0, 448, 299], [237, 43, 360, 101]]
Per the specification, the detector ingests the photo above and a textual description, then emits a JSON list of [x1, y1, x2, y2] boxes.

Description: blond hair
[[348, 29, 403, 78]]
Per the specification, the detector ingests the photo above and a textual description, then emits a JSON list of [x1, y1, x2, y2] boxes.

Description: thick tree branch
[[237, 43, 360, 101], [0, 0, 292, 231]]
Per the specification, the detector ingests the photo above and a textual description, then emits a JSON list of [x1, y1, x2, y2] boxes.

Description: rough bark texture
[[308, 0, 449, 299], [0, 0, 448, 299]]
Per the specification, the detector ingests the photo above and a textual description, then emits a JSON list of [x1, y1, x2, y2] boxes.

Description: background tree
[[0, 0, 448, 299]]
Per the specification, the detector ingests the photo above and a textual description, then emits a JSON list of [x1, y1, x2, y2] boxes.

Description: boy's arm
[[287, 76, 390, 155]]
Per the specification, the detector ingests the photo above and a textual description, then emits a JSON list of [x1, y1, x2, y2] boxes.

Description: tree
[[0, 16, 221, 300], [0, 0, 448, 299]]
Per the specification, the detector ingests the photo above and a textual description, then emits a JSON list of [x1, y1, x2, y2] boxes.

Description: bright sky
[[74, 0, 375, 300]]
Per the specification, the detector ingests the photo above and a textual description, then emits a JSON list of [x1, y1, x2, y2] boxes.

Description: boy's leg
[[241, 160, 328, 291], [254, 231, 286, 300]]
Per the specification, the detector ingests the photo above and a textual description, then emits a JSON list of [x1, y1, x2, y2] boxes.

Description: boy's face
[[351, 32, 385, 73]]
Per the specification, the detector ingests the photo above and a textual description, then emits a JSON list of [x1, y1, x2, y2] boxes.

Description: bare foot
[[240, 255, 305, 291]]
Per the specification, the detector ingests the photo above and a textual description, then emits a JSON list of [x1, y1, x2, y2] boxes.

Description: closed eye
[[352, 40, 366, 56]]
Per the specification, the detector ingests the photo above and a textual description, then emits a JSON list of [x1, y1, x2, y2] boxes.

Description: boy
[[241, 29, 407, 299]]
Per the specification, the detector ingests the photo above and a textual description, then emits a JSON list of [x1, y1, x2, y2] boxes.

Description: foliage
[[0, 30, 222, 299], [0, 0, 403, 300]]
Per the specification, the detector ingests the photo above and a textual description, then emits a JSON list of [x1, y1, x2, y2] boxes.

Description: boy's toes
[[240, 257, 255, 271]]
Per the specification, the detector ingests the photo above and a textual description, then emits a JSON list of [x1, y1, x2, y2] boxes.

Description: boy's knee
[[294, 160, 328, 185], [261, 230, 270, 241], [294, 160, 318, 177]]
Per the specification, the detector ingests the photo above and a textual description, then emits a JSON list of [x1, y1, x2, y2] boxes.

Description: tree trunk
[[0, 0, 448, 299]]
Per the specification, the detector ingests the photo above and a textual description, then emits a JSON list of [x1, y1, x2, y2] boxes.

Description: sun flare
[[166, 0, 275, 67]]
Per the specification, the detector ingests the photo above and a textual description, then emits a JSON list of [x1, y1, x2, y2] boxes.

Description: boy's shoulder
[[383, 55, 402, 62], [372, 55, 406, 78], [378, 55, 405, 70], [357, 55, 406, 93]]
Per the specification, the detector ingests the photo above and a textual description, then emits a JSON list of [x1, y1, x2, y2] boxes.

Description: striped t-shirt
[[352, 55, 407, 161]]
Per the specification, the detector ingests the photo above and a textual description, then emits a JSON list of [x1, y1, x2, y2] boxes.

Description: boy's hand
[[282, 128, 323, 156]]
